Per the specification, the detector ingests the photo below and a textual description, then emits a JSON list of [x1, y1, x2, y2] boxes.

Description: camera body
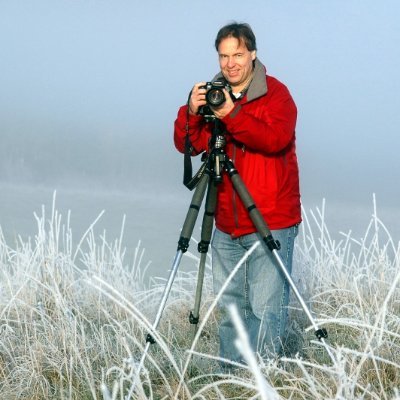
[[198, 79, 232, 120], [201, 80, 230, 107]]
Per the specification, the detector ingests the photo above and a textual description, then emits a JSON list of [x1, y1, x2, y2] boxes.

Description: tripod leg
[[178, 170, 210, 252], [146, 170, 210, 342], [127, 170, 211, 398], [224, 159, 328, 341], [189, 179, 218, 338]]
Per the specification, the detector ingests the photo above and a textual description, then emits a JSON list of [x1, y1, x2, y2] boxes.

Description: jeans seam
[[244, 259, 249, 321], [276, 226, 293, 339]]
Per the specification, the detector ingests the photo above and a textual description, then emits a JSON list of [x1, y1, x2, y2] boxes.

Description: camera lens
[[206, 88, 225, 107]]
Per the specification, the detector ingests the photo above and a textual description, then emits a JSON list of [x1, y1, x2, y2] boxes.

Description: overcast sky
[[1, 1, 399, 240]]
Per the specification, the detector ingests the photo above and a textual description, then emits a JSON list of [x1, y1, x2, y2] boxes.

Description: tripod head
[[208, 118, 228, 184], [184, 117, 228, 190]]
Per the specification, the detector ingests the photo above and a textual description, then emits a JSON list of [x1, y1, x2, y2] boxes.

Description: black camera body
[[198, 79, 232, 120], [201, 80, 230, 107]]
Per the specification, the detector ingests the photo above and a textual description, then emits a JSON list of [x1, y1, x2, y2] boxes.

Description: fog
[[1, 1, 399, 276]]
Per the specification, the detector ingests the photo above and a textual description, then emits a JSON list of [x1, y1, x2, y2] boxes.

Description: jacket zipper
[[232, 144, 239, 229]]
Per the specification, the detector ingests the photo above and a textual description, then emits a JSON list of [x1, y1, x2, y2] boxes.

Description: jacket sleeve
[[221, 79, 297, 154], [174, 105, 210, 155]]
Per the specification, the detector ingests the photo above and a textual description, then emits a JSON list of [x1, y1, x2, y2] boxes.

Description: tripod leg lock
[[177, 237, 190, 253], [315, 328, 328, 340], [145, 333, 156, 344], [264, 235, 281, 252], [189, 311, 199, 325], [197, 241, 210, 253]]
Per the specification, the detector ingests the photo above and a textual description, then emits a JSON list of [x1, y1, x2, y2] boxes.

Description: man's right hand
[[188, 82, 207, 115]]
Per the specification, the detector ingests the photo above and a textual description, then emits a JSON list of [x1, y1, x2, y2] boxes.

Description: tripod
[[129, 119, 328, 396]]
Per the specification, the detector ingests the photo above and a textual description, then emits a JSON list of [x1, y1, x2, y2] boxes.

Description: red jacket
[[174, 59, 301, 237]]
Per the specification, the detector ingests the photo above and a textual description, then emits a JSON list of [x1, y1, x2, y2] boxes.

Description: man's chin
[[225, 78, 239, 87], [227, 75, 240, 83]]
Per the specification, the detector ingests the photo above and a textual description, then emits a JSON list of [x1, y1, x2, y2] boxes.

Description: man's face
[[218, 36, 256, 92]]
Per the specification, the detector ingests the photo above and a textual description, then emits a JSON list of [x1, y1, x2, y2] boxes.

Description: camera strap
[[183, 131, 193, 188], [183, 103, 195, 189], [183, 100, 210, 191]]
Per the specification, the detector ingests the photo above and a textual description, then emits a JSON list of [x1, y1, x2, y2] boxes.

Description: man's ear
[[251, 51, 256, 61]]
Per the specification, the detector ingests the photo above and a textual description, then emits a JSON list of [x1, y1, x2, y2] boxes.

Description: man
[[174, 22, 301, 367]]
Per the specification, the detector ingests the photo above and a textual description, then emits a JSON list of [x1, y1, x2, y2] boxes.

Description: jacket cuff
[[222, 104, 242, 125]]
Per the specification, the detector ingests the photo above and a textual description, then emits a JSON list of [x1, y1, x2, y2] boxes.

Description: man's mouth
[[227, 69, 240, 77]]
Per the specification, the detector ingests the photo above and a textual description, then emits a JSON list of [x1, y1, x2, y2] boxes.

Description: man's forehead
[[218, 36, 247, 52]]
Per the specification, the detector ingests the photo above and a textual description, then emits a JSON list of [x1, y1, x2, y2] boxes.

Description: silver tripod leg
[[225, 159, 328, 343], [271, 249, 326, 338], [126, 250, 183, 399], [190, 252, 207, 338], [126, 171, 210, 398]]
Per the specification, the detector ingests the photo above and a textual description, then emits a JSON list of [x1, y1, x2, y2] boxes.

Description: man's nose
[[227, 57, 236, 68]]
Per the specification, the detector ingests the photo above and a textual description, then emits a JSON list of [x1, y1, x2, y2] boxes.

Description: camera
[[198, 79, 232, 120], [201, 80, 231, 107]]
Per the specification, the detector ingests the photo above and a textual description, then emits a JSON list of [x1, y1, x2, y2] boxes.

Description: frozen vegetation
[[0, 194, 399, 399]]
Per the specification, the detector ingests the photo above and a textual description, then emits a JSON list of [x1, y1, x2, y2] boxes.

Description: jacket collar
[[213, 58, 268, 103]]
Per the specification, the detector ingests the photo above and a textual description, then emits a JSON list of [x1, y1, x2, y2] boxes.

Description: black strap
[[183, 131, 194, 188], [183, 102, 194, 189]]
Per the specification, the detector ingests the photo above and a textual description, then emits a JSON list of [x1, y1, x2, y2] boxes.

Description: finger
[[193, 82, 206, 92]]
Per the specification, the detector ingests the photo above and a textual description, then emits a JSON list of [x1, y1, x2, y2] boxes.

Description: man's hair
[[215, 22, 257, 52]]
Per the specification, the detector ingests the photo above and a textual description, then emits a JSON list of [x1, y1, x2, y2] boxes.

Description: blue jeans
[[211, 225, 298, 365]]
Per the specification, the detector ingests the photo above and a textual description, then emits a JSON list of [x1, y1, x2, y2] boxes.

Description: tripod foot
[[189, 311, 199, 325], [315, 328, 328, 340], [146, 333, 156, 344]]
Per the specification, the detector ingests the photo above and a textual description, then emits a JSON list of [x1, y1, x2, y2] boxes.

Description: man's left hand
[[211, 88, 235, 119]]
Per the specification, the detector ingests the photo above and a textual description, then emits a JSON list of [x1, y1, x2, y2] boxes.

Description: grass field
[[0, 195, 399, 399]]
